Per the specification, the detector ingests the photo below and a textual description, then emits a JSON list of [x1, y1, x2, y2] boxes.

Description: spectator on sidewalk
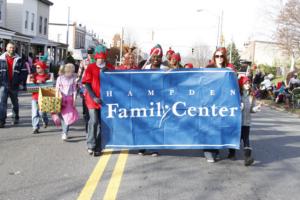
[[288, 73, 300, 91], [0, 42, 24, 128]]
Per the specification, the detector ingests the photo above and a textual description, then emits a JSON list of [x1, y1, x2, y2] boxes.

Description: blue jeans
[[32, 100, 48, 129], [87, 109, 101, 151], [0, 86, 19, 123], [59, 114, 69, 134]]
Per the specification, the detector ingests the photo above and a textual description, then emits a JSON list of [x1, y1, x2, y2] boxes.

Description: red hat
[[150, 44, 163, 57], [166, 47, 175, 56], [94, 52, 107, 60], [185, 63, 193, 68], [239, 75, 250, 88], [35, 61, 48, 70], [171, 53, 181, 62]]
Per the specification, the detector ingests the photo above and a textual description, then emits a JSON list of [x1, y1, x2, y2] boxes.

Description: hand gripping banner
[[100, 68, 241, 150]]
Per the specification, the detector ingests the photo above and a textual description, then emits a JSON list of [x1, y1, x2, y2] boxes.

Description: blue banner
[[100, 68, 241, 150]]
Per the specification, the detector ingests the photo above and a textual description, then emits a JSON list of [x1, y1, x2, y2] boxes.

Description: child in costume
[[29, 61, 50, 134], [55, 63, 79, 140]]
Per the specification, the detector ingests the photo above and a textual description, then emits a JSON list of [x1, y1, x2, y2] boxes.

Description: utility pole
[[66, 7, 70, 46], [119, 27, 124, 65], [217, 10, 224, 48]]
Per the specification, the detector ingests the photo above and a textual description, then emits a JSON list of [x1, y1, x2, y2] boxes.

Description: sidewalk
[[259, 99, 300, 118]]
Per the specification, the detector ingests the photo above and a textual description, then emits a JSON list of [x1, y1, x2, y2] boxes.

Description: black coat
[[0, 53, 24, 90]]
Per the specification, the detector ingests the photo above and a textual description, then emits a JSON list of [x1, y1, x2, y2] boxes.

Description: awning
[[0, 28, 15, 40], [31, 37, 49, 45]]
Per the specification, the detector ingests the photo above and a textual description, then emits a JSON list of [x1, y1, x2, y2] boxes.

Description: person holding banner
[[168, 53, 182, 69], [204, 47, 232, 162], [139, 44, 169, 156], [143, 44, 169, 70], [118, 52, 139, 70], [162, 47, 175, 66], [82, 51, 110, 156]]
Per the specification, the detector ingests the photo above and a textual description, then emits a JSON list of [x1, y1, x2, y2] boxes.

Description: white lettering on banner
[[148, 90, 154, 96], [169, 89, 175, 96], [106, 102, 238, 119], [106, 91, 113, 97], [105, 89, 236, 97], [230, 90, 236, 96], [189, 90, 195, 96]]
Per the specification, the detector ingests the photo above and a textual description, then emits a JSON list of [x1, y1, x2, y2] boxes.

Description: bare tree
[[189, 45, 212, 68], [275, 0, 300, 71]]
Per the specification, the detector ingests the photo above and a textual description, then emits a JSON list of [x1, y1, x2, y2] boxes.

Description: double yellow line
[[77, 149, 129, 200]]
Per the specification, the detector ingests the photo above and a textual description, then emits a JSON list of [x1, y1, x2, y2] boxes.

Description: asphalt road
[[0, 92, 300, 200]]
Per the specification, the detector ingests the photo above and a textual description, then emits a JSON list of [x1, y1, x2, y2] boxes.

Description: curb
[[260, 101, 300, 118]]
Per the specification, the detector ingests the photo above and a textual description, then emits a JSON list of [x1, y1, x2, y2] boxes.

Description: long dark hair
[[210, 47, 229, 68]]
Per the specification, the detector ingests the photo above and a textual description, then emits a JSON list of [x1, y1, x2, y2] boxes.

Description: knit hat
[[239, 75, 250, 88], [94, 52, 107, 60], [184, 63, 193, 68], [34, 61, 48, 70], [150, 44, 163, 57], [166, 47, 175, 56], [171, 53, 181, 62]]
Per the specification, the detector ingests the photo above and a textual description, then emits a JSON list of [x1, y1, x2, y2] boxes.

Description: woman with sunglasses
[[204, 47, 231, 163], [207, 47, 229, 68]]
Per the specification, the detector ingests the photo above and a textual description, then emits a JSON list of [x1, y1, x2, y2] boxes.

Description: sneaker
[[151, 152, 159, 157], [62, 133, 68, 141], [204, 151, 216, 163], [32, 129, 39, 134], [138, 150, 146, 156], [94, 151, 101, 157], [206, 158, 215, 163], [0, 122, 5, 128], [87, 149, 94, 155]]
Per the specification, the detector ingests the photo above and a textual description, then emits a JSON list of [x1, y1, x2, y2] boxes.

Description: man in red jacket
[[0, 42, 24, 128], [82, 51, 113, 156]]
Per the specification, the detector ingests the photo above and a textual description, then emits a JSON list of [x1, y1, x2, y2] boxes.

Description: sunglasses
[[215, 55, 224, 58]]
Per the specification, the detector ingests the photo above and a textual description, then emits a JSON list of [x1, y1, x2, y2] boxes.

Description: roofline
[[38, 0, 54, 6]]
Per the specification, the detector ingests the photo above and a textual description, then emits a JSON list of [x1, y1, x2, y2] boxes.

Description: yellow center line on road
[[103, 150, 129, 200], [77, 150, 113, 200]]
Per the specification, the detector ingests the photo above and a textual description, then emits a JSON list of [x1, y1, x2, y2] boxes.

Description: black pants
[[228, 126, 251, 155], [241, 126, 250, 147]]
